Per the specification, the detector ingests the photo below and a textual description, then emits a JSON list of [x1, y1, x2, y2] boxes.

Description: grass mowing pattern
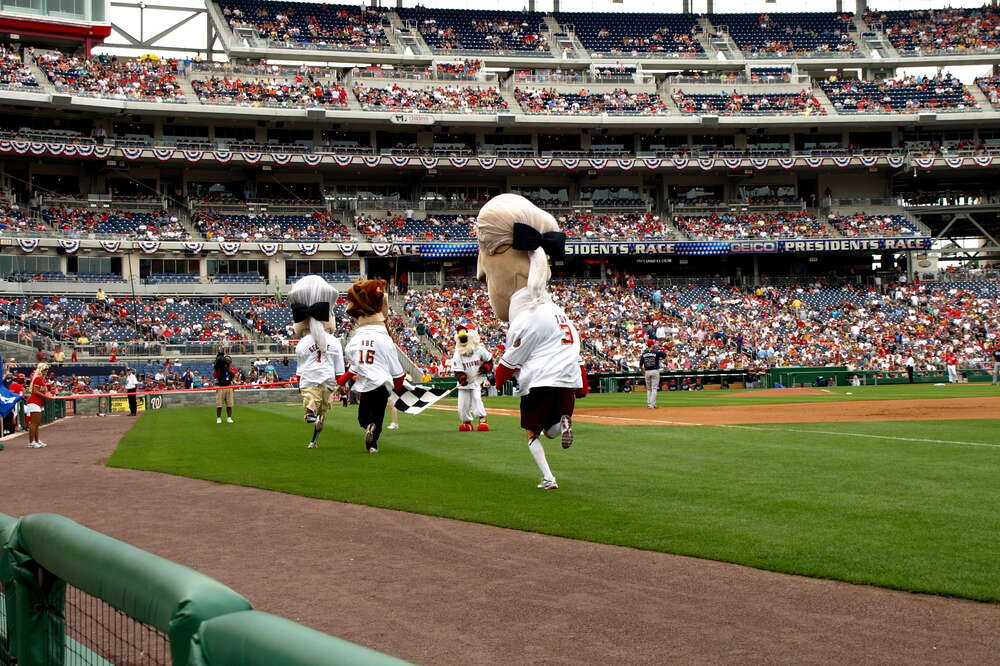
[[108, 386, 1000, 601]]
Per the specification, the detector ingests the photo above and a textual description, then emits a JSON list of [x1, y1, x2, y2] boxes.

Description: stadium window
[[1, 253, 60, 275]]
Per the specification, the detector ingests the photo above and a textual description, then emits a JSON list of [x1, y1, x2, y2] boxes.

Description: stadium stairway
[[25, 54, 55, 93], [967, 83, 992, 110], [813, 87, 838, 116], [218, 310, 258, 341], [385, 10, 431, 56], [174, 75, 199, 103], [544, 15, 588, 59], [699, 17, 740, 59], [853, 15, 899, 58]]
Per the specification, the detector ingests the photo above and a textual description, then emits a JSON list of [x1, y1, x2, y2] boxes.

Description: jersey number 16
[[357, 349, 375, 364]]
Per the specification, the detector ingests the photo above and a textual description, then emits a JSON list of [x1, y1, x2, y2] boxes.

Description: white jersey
[[500, 300, 582, 395], [344, 324, 405, 393], [295, 334, 345, 389], [450, 346, 492, 390]]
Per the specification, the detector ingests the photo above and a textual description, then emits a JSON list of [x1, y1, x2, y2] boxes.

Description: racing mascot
[[290, 275, 345, 449], [450, 324, 492, 432], [475, 193, 588, 490]]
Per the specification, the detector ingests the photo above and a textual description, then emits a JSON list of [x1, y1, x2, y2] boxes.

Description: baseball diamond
[[3, 0, 1000, 662]]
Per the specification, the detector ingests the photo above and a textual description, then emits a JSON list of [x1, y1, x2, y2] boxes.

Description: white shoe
[[216, 418, 222, 424], [226, 417, 234, 423], [537, 478, 558, 490], [307, 442, 317, 449], [387, 423, 399, 430]]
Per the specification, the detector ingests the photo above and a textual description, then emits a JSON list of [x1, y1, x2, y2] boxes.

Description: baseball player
[[477, 193, 588, 491], [451, 325, 492, 431], [290, 275, 345, 449], [945, 350, 959, 383], [992, 346, 1000, 386], [339, 279, 405, 453], [639, 339, 667, 409]]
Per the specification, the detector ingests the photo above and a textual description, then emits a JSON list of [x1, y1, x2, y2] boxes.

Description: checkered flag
[[392, 385, 454, 415]]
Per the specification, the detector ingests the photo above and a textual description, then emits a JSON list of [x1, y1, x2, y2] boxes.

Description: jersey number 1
[[559, 323, 574, 345], [358, 349, 375, 364]]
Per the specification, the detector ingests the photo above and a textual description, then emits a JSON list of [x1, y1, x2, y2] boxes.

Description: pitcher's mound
[[731, 387, 834, 397]]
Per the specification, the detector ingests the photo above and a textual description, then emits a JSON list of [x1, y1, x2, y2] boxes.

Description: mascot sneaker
[[459, 423, 473, 432], [477, 423, 490, 431]]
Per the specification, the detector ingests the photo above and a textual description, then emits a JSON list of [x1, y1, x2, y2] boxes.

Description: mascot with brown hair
[[451, 324, 492, 432], [476, 193, 588, 490]]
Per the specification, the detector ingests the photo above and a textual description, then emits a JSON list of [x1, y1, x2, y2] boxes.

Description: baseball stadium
[[1, 0, 999, 662]]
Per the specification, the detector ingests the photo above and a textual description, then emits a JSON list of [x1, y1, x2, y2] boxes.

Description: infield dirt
[[3, 414, 1000, 665]]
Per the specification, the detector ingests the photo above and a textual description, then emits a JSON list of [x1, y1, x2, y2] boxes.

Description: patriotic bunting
[[618, 159, 635, 171], [137, 240, 161, 254], [182, 241, 204, 254], [644, 158, 663, 170], [944, 157, 964, 169], [420, 157, 438, 169], [29, 143, 45, 155], [778, 158, 796, 169], [362, 155, 381, 167], [58, 239, 79, 254], [535, 158, 552, 169], [973, 155, 994, 167], [18, 238, 39, 253], [451, 157, 470, 169], [723, 158, 743, 170], [886, 155, 905, 168], [390, 156, 410, 168], [258, 242, 281, 256], [98, 240, 121, 253], [372, 243, 393, 256], [338, 242, 358, 257], [272, 153, 293, 166], [213, 151, 233, 164], [242, 152, 262, 164], [561, 158, 579, 169], [78, 144, 96, 157], [858, 155, 879, 167], [589, 159, 607, 170], [832, 156, 852, 168], [12, 141, 28, 154], [183, 151, 204, 163], [153, 148, 175, 161], [506, 158, 525, 169], [804, 156, 824, 168], [218, 241, 241, 256], [302, 154, 322, 167], [698, 158, 716, 171], [333, 154, 353, 167], [913, 156, 935, 169], [122, 147, 143, 160], [479, 157, 497, 170], [750, 158, 769, 170], [298, 243, 319, 256], [48, 143, 65, 155]]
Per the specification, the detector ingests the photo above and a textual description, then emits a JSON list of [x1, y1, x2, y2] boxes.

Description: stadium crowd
[[672, 89, 825, 115], [41, 207, 190, 240], [866, 6, 1000, 54], [819, 75, 977, 113], [513, 87, 670, 115], [221, 3, 389, 50], [36, 51, 185, 103], [193, 211, 353, 242], [399, 280, 1000, 377], [354, 214, 475, 241], [559, 212, 666, 240], [353, 85, 508, 112], [191, 77, 349, 107], [0, 45, 37, 88]]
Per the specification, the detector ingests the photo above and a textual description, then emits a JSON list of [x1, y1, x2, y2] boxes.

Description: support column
[[706, 0, 713, 15], [683, 0, 691, 13], [856, 0, 866, 18]]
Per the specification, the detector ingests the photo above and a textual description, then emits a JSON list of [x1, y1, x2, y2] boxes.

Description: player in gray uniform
[[639, 339, 667, 409], [992, 347, 1000, 386]]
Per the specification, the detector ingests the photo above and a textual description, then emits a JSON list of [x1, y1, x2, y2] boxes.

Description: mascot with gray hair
[[289, 275, 345, 449], [477, 193, 588, 490]]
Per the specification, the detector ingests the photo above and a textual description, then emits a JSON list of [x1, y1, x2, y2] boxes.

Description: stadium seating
[[674, 212, 830, 239], [708, 12, 857, 56], [558, 213, 664, 240], [819, 75, 978, 113], [672, 89, 824, 115], [218, 0, 391, 51], [191, 77, 349, 107], [398, 8, 550, 54], [355, 215, 475, 241], [0, 45, 38, 88], [42, 207, 190, 239], [977, 75, 1000, 107], [353, 85, 507, 112], [865, 6, 1000, 54], [827, 214, 920, 237], [555, 11, 702, 56], [513, 87, 669, 115], [193, 212, 352, 241], [750, 67, 792, 82], [35, 51, 186, 102]]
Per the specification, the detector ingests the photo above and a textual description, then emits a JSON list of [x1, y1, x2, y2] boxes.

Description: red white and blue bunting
[[302, 154, 322, 167], [371, 243, 392, 257], [913, 156, 935, 169], [272, 154, 293, 166], [974, 155, 994, 167], [258, 242, 281, 257], [58, 239, 79, 254], [153, 148, 175, 161], [338, 242, 358, 257], [218, 241, 241, 256], [98, 240, 121, 253], [18, 238, 39, 253], [182, 241, 204, 254], [137, 240, 161, 254], [213, 151, 233, 164], [298, 242, 319, 256]]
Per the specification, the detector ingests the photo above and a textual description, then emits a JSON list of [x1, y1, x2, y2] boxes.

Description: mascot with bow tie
[[451, 324, 492, 432], [290, 275, 346, 450], [476, 193, 589, 491]]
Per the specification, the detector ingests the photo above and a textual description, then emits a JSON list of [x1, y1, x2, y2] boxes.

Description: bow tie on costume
[[291, 301, 331, 323], [512, 222, 566, 261]]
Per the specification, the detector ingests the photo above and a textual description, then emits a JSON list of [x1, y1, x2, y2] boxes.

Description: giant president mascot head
[[288, 275, 339, 351], [475, 193, 565, 323]]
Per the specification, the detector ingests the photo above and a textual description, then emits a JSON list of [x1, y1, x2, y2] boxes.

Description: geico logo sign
[[729, 241, 778, 253]]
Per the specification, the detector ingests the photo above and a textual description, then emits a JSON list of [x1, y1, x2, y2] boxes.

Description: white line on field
[[716, 424, 1000, 449]]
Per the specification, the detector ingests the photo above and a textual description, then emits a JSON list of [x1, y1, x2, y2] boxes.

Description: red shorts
[[519, 387, 575, 434]]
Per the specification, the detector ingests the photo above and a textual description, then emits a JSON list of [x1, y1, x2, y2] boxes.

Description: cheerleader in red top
[[25, 362, 54, 449]]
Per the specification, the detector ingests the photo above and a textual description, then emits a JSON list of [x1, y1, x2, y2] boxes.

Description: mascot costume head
[[455, 325, 482, 358], [475, 193, 565, 323], [289, 275, 339, 352]]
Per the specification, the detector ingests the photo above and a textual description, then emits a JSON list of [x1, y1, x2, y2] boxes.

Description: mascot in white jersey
[[450, 325, 492, 432], [476, 193, 589, 491]]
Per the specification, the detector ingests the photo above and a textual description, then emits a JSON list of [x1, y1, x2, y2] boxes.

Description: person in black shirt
[[639, 339, 667, 409]]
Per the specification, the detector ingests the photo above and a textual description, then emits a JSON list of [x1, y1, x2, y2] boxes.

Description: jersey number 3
[[559, 323, 574, 345], [357, 349, 375, 364]]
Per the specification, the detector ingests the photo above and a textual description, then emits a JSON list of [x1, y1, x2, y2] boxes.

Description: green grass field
[[108, 384, 1000, 601]]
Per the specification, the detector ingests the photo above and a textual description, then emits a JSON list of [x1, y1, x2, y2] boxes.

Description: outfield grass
[[108, 387, 1000, 601]]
